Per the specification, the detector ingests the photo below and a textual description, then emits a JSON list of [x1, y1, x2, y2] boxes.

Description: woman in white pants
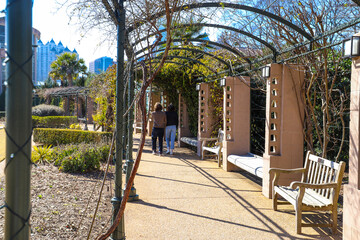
[[165, 104, 178, 155]]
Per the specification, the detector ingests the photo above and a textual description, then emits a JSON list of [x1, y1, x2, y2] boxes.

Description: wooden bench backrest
[[302, 151, 345, 201], [217, 130, 224, 144]]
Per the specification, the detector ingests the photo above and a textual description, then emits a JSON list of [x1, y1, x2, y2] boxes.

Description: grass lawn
[[0, 129, 5, 162]]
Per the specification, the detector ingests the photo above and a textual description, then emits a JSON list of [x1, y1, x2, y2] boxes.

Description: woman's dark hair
[[154, 102, 162, 111], [168, 103, 175, 112]]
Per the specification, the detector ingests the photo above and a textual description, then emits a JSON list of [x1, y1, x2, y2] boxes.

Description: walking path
[[123, 137, 342, 240]]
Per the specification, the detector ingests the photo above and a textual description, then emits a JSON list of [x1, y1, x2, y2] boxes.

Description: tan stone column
[[262, 63, 305, 198], [344, 44, 360, 240], [87, 96, 94, 124], [222, 76, 251, 171], [198, 83, 215, 156], [147, 91, 161, 136], [178, 93, 192, 147]]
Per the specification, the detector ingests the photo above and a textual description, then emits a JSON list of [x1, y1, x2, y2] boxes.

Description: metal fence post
[[4, 0, 33, 239], [112, 0, 126, 239]]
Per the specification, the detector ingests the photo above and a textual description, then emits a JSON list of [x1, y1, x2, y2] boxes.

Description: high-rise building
[[89, 56, 114, 74], [36, 39, 78, 84], [0, 17, 40, 94]]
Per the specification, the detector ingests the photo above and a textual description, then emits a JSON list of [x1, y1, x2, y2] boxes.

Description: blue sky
[[0, 0, 116, 67]]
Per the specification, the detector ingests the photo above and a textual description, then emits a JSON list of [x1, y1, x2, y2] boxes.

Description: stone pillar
[[64, 96, 70, 116], [87, 96, 94, 124], [147, 91, 161, 136], [222, 76, 251, 171], [344, 37, 360, 240], [262, 64, 305, 198], [178, 93, 192, 147], [198, 83, 215, 156]]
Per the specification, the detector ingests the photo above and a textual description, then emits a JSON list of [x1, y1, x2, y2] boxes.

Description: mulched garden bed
[[0, 164, 116, 239]]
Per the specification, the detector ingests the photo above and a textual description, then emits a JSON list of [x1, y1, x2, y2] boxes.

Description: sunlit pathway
[[124, 136, 341, 240]]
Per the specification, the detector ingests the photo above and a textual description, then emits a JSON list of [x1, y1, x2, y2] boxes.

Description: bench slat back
[[218, 130, 224, 144], [303, 152, 345, 200]]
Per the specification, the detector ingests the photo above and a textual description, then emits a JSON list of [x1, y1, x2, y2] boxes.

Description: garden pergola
[[4, 0, 360, 239]]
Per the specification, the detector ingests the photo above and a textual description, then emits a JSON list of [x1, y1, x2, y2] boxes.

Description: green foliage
[[32, 145, 53, 164], [69, 123, 82, 129], [89, 65, 116, 131], [51, 142, 110, 173], [33, 128, 112, 145], [32, 104, 65, 116], [32, 116, 77, 128], [50, 52, 87, 87]]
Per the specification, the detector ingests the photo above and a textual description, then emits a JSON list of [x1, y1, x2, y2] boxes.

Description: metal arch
[[135, 38, 252, 64], [127, 2, 313, 41], [135, 60, 208, 78], [352, 0, 360, 6], [141, 55, 218, 74], [132, 23, 277, 55], [136, 47, 231, 68]]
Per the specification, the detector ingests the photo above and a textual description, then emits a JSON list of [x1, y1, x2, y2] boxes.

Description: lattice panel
[[268, 77, 281, 155], [225, 85, 233, 140]]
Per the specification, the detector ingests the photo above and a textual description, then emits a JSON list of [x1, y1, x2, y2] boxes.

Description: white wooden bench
[[133, 122, 142, 133], [270, 151, 345, 234], [227, 153, 263, 178], [200, 130, 224, 167]]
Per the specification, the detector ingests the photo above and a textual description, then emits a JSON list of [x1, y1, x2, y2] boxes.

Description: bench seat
[[228, 153, 263, 178], [180, 137, 198, 147]]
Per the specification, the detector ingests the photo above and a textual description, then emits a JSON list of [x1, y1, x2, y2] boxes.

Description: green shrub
[[69, 123, 81, 129], [33, 128, 112, 145], [31, 145, 53, 164], [51, 142, 110, 173], [32, 104, 64, 116], [32, 116, 77, 128]]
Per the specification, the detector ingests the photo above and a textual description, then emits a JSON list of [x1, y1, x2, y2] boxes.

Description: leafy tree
[[49, 52, 87, 87]]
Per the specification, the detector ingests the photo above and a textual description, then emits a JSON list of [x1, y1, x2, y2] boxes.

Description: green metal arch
[[132, 23, 277, 55], [127, 2, 313, 40], [136, 47, 231, 68], [136, 38, 251, 64]]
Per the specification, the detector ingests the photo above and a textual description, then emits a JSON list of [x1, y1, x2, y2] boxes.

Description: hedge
[[33, 128, 112, 145], [32, 116, 77, 128]]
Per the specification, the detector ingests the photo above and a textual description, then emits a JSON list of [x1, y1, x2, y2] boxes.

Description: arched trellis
[[132, 23, 278, 59], [142, 55, 218, 74], [136, 38, 252, 65], [127, 2, 313, 41], [136, 47, 231, 68], [135, 60, 208, 79]]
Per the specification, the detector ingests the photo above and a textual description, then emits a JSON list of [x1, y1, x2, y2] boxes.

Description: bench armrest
[[290, 181, 338, 190], [199, 138, 218, 141], [270, 168, 306, 192]]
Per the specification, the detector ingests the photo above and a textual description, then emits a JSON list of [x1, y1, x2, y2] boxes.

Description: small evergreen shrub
[[31, 145, 53, 164], [32, 116, 77, 128], [32, 104, 64, 117], [69, 123, 82, 129], [51, 142, 110, 173], [33, 128, 112, 145]]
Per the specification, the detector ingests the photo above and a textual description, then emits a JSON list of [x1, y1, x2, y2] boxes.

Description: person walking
[[165, 103, 178, 155], [151, 102, 167, 155]]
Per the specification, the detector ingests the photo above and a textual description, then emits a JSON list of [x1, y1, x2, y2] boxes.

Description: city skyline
[[0, 1, 117, 68]]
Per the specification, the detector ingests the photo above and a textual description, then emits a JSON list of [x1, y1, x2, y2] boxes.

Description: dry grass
[[0, 128, 5, 162]]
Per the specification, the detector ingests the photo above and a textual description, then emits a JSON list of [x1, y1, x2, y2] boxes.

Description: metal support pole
[[84, 93, 88, 131], [112, 0, 126, 239], [125, 60, 138, 201], [5, 0, 33, 239]]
